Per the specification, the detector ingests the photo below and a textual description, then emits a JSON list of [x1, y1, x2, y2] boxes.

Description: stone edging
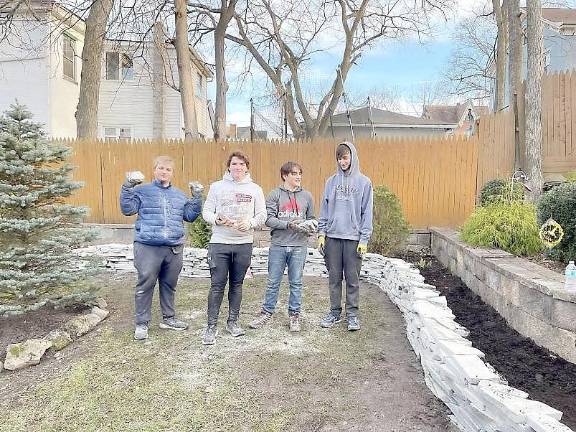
[[431, 227, 576, 364], [0, 301, 110, 373], [76, 243, 572, 432]]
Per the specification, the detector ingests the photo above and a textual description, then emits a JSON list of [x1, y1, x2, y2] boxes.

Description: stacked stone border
[[431, 227, 576, 365], [73, 243, 571, 432]]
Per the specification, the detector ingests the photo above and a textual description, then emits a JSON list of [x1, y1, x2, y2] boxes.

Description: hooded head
[[336, 141, 360, 176]]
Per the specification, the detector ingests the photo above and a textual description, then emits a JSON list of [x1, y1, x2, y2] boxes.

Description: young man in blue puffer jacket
[[120, 155, 202, 341]]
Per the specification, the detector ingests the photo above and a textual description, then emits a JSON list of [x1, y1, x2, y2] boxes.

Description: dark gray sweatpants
[[133, 242, 184, 325], [323, 237, 362, 318]]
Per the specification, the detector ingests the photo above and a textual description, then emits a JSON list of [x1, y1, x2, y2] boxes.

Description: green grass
[[1, 276, 403, 432]]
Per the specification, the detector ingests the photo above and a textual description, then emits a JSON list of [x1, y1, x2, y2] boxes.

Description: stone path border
[[76, 244, 572, 432]]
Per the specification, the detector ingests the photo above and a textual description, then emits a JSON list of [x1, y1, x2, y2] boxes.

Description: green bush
[[537, 182, 576, 262], [479, 178, 524, 206], [563, 171, 576, 182], [461, 201, 543, 256], [369, 185, 410, 256], [188, 214, 211, 248]]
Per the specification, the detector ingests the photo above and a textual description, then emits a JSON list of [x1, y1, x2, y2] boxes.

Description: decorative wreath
[[539, 218, 564, 248]]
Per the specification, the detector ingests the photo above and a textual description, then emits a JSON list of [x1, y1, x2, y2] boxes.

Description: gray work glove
[[296, 219, 318, 234], [189, 181, 204, 197], [123, 171, 144, 188], [288, 219, 308, 234]]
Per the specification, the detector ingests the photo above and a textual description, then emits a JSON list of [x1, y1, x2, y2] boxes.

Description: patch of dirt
[[525, 253, 566, 275], [402, 252, 576, 430], [0, 305, 86, 357]]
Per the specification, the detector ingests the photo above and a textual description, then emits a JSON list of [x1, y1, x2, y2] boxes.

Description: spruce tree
[[0, 103, 96, 307]]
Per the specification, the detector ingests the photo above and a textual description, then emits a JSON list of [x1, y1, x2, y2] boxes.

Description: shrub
[[537, 182, 576, 262], [188, 212, 211, 248], [479, 178, 524, 206], [369, 185, 410, 256], [563, 171, 576, 182], [460, 201, 543, 256]]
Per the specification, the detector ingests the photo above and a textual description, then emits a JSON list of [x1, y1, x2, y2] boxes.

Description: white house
[[0, 2, 213, 139]]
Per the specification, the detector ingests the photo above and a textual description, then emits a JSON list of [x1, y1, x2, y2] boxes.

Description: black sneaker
[[347, 316, 361, 331], [202, 325, 218, 345], [320, 312, 341, 328]]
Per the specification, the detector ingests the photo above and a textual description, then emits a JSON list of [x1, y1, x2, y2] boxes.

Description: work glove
[[288, 220, 309, 234], [318, 235, 326, 256], [297, 219, 318, 234], [189, 181, 204, 197], [123, 171, 144, 188], [357, 243, 368, 259]]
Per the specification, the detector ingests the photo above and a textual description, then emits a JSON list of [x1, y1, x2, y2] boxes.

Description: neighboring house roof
[[237, 126, 267, 140], [330, 106, 454, 129], [422, 103, 488, 125], [541, 8, 576, 26]]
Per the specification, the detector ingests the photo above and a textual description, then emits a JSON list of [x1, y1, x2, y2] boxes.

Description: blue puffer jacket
[[120, 180, 201, 246]]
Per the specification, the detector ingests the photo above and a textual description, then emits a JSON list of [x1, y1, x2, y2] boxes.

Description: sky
[[204, 0, 535, 130]]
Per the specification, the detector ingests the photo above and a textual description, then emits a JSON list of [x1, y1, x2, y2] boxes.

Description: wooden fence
[[63, 72, 576, 229], [66, 136, 479, 229]]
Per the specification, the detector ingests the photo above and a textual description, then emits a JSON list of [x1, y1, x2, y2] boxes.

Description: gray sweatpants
[[133, 242, 184, 325], [323, 237, 362, 318]]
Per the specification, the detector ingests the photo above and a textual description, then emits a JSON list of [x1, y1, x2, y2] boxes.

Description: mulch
[[405, 253, 576, 430]]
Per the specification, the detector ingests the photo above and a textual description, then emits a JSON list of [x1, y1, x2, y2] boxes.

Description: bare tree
[[225, 0, 453, 138], [174, 0, 198, 140], [508, 0, 523, 168], [76, 0, 113, 138], [525, 0, 544, 201], [492, 0, 507, 111]]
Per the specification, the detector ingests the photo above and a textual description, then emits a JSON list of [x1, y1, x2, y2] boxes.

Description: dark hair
[[336, 143, 352, 159], [280, 161, 303, 180], [227, 151, 250, 169]]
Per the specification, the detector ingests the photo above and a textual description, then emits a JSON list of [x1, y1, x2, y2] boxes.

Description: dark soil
[[404, 253, 576, 430], [0, 306, 86, 359]]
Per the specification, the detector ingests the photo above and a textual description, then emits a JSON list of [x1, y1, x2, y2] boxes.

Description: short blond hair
[[153, 155, 175, 169]]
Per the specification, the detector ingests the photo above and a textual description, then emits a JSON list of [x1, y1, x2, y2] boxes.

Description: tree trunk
[[525, 0, 544, 202], [174, 0, 198, 141], [508, 0, 523, 169], [493, 0, 507, 112], [75, 0, 113, 138]]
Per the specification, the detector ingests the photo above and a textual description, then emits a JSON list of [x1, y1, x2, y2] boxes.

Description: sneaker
[[289, 314, 301, 332], [159, 317, 189, 331], [347, 316, 361, 331], [226, 321, 246, 337], [320, 312, 341, 328], [202, 325, 218, 345], [249, 311, 272, 329], [134, 323, 149, 340]]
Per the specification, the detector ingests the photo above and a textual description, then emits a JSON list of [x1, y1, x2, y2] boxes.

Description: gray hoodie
[[202, 171, 267, 244], [318, 141, 373, 245], [265, 185, 315, 247]]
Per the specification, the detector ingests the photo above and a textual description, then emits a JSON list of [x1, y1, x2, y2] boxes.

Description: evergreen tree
[[0, 103, 96, 306]]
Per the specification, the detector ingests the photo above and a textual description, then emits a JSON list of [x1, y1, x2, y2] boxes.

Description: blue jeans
[[262, 245, 307, 315]]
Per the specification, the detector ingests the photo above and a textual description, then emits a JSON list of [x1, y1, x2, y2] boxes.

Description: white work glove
[[297, 219, 318, 234], [123, 171, 144, 188], [188, 181, 204, 197]]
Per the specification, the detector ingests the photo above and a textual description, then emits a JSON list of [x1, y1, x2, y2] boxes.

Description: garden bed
[[402, 252, 576, 430]]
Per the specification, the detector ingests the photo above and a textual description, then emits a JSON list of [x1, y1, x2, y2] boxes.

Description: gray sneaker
[[159, 317, 189, 331], [249, 311, 272, 329], [134, 323, 149, 340], [320, 312, 341, 328], [347, 316, 361, 331], [202, 325, 218, 345], [289, 314, 301, 332], [226, 321, 246, 337]]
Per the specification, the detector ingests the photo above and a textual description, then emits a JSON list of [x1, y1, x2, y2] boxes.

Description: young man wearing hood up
[[249, 161, 317, 332], [317, 142, 373, 331], [201, 151, 267, 345]]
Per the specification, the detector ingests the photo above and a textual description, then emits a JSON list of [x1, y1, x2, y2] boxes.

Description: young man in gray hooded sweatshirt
[[318, 142, 373, 331], [249, 161, 316, 332]]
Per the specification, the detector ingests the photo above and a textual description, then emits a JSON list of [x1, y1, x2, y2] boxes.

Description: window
[[196, 72, 203, 96], [63, 34, 76, 80], [106, 52, 134, 80], [104, 126, 132, 139]]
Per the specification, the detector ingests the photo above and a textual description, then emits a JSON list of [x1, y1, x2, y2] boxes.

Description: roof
[[422, 103, 488, 124], [331, 107, 454, 127], [541, 8, 576, 25]]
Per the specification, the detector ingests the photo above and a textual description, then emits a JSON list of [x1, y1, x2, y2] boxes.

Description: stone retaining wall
[[431, 227, 576, 364]]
